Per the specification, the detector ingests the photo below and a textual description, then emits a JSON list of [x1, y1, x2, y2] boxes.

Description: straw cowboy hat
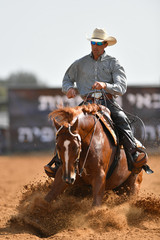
[[87, 28, 117, 46]]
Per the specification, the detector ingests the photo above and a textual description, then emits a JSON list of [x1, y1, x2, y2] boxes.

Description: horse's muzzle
[[62, 175, 76, 185]]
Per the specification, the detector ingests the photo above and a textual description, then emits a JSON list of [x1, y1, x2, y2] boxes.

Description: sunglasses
[[91, 41, 105, 46]]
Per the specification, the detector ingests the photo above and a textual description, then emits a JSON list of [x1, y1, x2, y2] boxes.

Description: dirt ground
[[0, 153, 160, 240]]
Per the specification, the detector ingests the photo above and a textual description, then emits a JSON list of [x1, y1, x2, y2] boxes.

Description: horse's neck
[[78, 113, 96, 133], [77, 113, 104, 150]]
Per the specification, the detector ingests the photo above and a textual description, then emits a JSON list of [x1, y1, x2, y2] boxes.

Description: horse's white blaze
[[64, 140, 70, 175]]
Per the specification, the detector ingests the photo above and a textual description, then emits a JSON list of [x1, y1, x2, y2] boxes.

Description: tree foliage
[[6, 71, 46, 88], [0, 71, 46, 100]]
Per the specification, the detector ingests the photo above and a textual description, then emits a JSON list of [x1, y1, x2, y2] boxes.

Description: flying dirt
[[0, 153, 160, 240]]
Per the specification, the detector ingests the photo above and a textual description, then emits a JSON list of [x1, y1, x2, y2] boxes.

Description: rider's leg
[[102, 99, 153, 173]]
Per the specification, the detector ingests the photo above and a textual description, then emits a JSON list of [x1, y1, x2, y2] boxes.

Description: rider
[[44, 28, 153, 177]]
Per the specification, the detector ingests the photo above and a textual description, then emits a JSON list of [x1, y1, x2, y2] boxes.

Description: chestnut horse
[[45, 104, 143, 206]]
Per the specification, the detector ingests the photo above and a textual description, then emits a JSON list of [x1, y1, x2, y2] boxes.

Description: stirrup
[[131, 151, 154, 174], [44, 165, 58, 178], [44, 165, 55, 173], [132, 164, 154, 175], [133, 152, 147, 168]]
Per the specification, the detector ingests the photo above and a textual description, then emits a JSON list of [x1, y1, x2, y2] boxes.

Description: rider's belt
[[86, 93, 113, 101]]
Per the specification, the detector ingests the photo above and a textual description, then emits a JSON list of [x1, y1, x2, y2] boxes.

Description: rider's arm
[[105, 59, 127, 96], [62, 60, 78, 94]]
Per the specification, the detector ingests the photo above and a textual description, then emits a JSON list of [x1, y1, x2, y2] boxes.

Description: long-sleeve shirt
[[62, 51, 127, 98]]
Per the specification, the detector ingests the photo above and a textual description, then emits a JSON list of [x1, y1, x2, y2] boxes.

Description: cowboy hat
[[87, 28, 117, 46]]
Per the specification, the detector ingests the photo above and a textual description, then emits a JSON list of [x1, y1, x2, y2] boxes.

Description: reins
[[78, 114, 100, 177], [55, 113, 100, 178]]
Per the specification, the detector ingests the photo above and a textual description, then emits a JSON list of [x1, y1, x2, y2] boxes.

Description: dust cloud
[[9, 180, 160, 238]]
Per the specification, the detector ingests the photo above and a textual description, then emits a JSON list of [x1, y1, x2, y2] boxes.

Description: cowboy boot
[[132, 150, 154, 174], [123, 143, 154, 174], [44, 154, 62, 178], [118, 130, 153, 175]]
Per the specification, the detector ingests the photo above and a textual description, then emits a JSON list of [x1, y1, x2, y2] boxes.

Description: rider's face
[[91, 41, 108, 60]]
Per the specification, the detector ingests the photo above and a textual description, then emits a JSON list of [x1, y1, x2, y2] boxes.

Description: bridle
[[56, 124, 82, 176], [56, 115, 100, 178], [68, 124, 82, 174]]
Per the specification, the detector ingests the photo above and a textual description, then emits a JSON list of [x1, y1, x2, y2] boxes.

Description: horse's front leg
[[92, 169, 106, 206], [44, 167, 67, 202]]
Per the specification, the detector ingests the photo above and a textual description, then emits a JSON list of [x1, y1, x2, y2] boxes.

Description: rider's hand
[[92, 82, 106, 90], [66, 88, 76, 99]]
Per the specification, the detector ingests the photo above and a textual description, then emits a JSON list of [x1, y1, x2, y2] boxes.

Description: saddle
[[96, 109, 145, 149], [96, 108, 117, 145]]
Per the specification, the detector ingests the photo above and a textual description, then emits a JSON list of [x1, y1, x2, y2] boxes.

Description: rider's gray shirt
[[62, 51, 127, 98]]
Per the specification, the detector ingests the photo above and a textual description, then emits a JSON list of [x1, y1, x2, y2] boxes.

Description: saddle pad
[[96, 111, 145, 149], [96, 111, 117, 145]]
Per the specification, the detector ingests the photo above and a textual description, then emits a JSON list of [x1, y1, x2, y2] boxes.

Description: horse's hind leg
[[113, 171, 143, 197], [44, 167, 67, 202]]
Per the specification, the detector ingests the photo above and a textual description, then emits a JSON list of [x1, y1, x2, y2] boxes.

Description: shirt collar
[[90, 51, 107, 61]]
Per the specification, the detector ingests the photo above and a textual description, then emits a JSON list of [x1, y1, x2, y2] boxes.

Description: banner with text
[[8, 87, 160, 152]]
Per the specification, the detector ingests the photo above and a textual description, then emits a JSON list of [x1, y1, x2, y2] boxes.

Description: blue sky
[[0, 0, 159, 87]]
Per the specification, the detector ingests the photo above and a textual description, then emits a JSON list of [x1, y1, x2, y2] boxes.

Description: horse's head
[[54, 118, 81, 184]]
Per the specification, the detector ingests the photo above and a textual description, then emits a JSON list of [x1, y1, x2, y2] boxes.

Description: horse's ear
[[53, 118, 61, 130], [71, 118, 78, 132]]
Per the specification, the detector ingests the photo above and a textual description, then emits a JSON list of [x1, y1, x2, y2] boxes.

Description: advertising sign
[[8, 89, 82, 151], [8, 87, 160, 152]]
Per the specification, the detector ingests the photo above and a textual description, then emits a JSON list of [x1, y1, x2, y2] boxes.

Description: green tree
[[6, 72, 46, 88]]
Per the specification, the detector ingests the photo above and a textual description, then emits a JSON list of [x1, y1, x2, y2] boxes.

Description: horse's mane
[[49, 103, 101, 126]]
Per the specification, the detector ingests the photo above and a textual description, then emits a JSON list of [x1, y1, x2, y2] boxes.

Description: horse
[[44, 103, 143, 206]]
